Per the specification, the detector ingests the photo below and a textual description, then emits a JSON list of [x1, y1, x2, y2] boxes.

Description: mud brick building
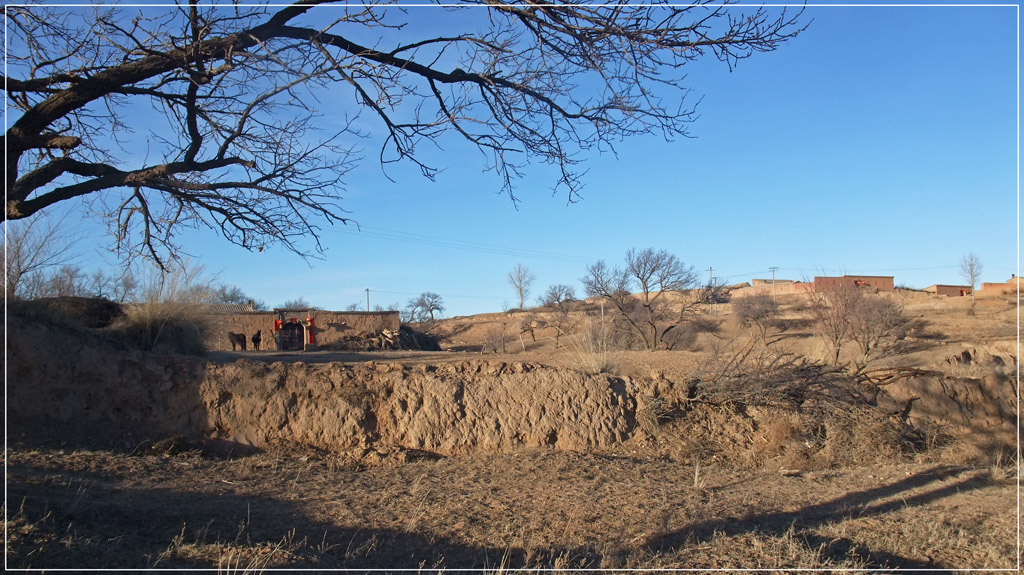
[[210, 308, 400, 351], [813, 275, 894, 292], [978, 275, 1019, 296], [925, 284, 974, 297]]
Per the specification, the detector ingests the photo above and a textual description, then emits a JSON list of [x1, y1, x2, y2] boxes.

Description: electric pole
[[365, 288, 370, 312], [708, 266, 715, 315], [769, 266, 779, 303]]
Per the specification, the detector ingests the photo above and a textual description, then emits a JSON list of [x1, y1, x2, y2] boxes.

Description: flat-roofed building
[[813, 275, 894, 291]]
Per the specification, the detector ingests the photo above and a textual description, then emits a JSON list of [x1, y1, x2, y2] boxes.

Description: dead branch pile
[[319, 326, 441, 352]]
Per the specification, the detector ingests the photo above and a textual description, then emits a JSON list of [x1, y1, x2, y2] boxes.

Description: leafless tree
[[959, 252, 983, 309], [5, 2, 804, 265], [2, 214, 78, 298], [406, 291, 445, 324], [532, 283, 576, 347], [848, 296, 909, 369], [582, 247, 709, 350], [733, 293, 779, 344], [507, 264, 536, 310], [808, 283, 909, 370], [46, 265, 88, 298], [538, 284, 576, 308], [109, 269, 139, 303], [88, 268, 112, 300], [279, 297, 312, 310], [808, 282, 863, 366]]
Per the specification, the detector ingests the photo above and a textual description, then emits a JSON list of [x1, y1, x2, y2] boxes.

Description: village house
[[923, 284, 973, 297], [209, 307, 400, 351], [813, 275, 895, 291]]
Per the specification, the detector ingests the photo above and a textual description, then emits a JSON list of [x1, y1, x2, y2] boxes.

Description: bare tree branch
[[5, 1, 805, 264]]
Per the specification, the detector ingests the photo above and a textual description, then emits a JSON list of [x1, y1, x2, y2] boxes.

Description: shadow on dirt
[[7, 457, 515, 570], [8, 454, 991, 570], [645, 465, 986, 569]]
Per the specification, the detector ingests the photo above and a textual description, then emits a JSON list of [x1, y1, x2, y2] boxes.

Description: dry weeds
[[5, 446, 1017, 570], [5, 289, 1018, 570]]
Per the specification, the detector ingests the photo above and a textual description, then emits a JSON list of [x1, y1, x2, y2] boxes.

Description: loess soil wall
[[8, 309, 637, 454], [7, 303, 1017, 463]]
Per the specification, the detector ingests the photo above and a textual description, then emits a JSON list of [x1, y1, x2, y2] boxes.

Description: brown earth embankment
[[7, 303, 1017, 462], [7, 309, 638, 453]]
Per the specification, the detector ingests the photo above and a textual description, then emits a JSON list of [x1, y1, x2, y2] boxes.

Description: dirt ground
[[5, 288, 1021, 571], [5, 447, 1016, 570]]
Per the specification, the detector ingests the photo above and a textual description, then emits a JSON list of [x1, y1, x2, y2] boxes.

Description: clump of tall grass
[[566, 319, 616, 375], [108, 261, 216, 355]]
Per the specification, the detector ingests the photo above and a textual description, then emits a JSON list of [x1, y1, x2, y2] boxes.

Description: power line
[[776, 265, 960, 273], [333, 224, 594, 264], [370, 289, 506, 300]]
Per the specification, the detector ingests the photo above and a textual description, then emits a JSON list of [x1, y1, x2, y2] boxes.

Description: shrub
[[107, 262, 215, 355], [566, 320, 616, 375], [732, 294, 779, 342]]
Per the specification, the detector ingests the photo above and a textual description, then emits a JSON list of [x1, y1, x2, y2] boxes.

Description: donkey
[[251, 329, 262, 351], [227, 331, 247, 351]]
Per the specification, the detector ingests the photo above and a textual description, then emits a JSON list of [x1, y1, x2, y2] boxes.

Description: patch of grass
[[566, 320, 616, 375], [110, 300, 211, 355], [107, 262, 215, 355], [987, 449, 1015, 482]]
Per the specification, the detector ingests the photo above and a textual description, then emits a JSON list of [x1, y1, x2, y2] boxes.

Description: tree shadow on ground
[[6, 458, 521, 570], [645, 465, 990, 569], [7, 453, 998, 571]]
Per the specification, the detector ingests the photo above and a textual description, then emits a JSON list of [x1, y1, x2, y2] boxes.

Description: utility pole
[[365, 288, 370, 312], [769, 266, 779, 303], [707, 266, 715, 315]]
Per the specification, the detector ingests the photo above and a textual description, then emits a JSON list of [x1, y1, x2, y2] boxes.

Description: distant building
[[209, 308, 400, 351], [978, 275, 1019, 296], [925, 284, 973, 297], [813, 275, 894, 292]]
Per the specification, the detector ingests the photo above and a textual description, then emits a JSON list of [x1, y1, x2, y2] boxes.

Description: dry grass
[[565, 320, 616, 374], [987, 449, 1016, 482], [6, 276, 1017, 570], [107, 262, 216, 355], [5, 446, 1016, 570]]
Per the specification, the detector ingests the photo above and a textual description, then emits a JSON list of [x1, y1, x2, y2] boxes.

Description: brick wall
[[813, 276, 894, 291], [933, 285, 972, 297], [208, 310, 400, 351]]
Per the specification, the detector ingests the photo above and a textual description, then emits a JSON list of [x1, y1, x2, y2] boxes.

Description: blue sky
[[13, 3, 1019, 316]]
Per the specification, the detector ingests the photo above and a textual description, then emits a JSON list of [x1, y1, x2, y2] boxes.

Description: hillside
[[5, 287, 1019, 569]]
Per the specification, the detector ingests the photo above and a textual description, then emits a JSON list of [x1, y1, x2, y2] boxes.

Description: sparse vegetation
[[507, 264, 536, 310], [733, 293, 780, 343], [960, 252, 983, 311], [108, 262, 220, 355], [566, 320, 615, 375], [6, 274, 1017, 570], [405, 292, 446, 327], [581, 247, 714, 351]]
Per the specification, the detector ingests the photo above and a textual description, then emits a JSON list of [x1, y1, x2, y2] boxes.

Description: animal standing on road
[[251, 330, 262, 351], [228, 332, 247, 351]]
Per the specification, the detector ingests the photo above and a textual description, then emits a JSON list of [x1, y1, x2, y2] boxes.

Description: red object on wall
[[306, 315, 316, 345]]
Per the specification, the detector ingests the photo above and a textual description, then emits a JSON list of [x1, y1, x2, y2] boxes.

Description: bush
[[110, 301, 210, 355], [107, 262, 216, 355], [566, 320, 616, 374], [733, 294, 779, 342]]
